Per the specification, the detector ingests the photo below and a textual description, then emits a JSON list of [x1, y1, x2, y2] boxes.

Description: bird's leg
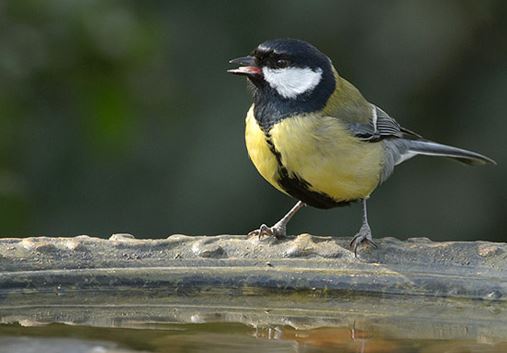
[[249, 201, 306, 239], [350, 198, 377, 256]]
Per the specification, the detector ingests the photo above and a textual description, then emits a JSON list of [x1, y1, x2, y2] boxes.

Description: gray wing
[[346, 104, 420, 141], [344, 105, 423, 183], [345, 105, 494, 183]]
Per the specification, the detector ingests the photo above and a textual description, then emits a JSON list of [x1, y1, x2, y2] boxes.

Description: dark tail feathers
[[407, 140, 496, 166]]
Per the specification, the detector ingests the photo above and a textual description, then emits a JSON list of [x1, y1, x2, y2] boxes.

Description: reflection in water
[[255, 324, 403, 353], [0, 321, 506, 353], [0, 336, 144, 353]]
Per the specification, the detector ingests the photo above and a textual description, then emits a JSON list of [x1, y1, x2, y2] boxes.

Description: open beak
[[227, 56, 262, 77]]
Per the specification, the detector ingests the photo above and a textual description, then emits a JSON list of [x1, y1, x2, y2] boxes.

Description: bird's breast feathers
[[245, 106, 384, 206]]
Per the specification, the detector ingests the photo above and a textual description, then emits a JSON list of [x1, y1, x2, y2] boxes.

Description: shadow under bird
[[228, 38, 495, 256]]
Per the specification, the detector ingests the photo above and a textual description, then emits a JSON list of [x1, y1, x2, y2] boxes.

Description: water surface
[[1, 294, 506, 353], [1, 320, 506, 353]]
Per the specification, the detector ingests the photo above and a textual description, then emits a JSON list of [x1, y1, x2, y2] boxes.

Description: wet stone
[[62, 239, 87, 251], [0, 234, 506, 301], [484, 290, 503, 300], [30, 241, 59, 254], [191, 239, 226, 258], [478, 244, 503, 257], [109, 233, 136, 241]]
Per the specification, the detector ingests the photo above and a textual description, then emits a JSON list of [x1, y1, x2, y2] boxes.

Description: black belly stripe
[[263, 131, 352, 209]]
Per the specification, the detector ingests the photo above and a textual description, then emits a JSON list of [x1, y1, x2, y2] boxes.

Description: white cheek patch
[[262, 67, 323, 99]]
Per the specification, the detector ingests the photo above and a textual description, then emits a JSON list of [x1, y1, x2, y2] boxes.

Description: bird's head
[[228, 38, 336, 105]]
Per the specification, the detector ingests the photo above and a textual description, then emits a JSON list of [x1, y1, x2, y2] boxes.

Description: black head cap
[[229, 38, 336, 130], [254, 38, 331, 71]]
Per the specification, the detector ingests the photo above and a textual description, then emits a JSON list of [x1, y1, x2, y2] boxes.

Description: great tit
[[228, 38, 495, 255]]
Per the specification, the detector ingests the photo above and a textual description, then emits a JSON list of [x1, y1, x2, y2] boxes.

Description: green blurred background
[[0, 0, 505, 241]]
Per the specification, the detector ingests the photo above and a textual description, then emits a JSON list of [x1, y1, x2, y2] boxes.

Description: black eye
[[276, 59, 289, 68]]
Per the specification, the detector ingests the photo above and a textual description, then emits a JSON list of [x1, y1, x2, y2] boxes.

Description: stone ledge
[[0, 234, 505, 300]]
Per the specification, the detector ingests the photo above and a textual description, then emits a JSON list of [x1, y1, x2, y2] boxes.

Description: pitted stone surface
[[0, 234, 506, 271], [0, 234, 506, 300]]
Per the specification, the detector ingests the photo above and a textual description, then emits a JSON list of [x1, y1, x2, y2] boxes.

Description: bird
[[227, 38, 495, 256]]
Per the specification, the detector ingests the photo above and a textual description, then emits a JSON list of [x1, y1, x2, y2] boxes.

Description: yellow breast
[[244, 105, 384, 205], [270, 114, 383, 201], [244, 106, 288, 195]]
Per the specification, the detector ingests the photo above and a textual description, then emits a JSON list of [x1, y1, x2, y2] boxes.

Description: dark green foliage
[[0, 0, 505, 240]]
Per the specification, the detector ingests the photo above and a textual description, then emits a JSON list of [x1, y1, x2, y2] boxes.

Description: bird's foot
[[350, 223, 377, 257], [248, 222, 286, 240]]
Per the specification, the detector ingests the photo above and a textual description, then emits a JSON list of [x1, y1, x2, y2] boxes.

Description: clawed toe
[[248, 224, 273, 239], [248, 223, 285, 240], [247, 202, 304, 241], [350, 231, 377, 257], [348, 198, 379, 257]]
